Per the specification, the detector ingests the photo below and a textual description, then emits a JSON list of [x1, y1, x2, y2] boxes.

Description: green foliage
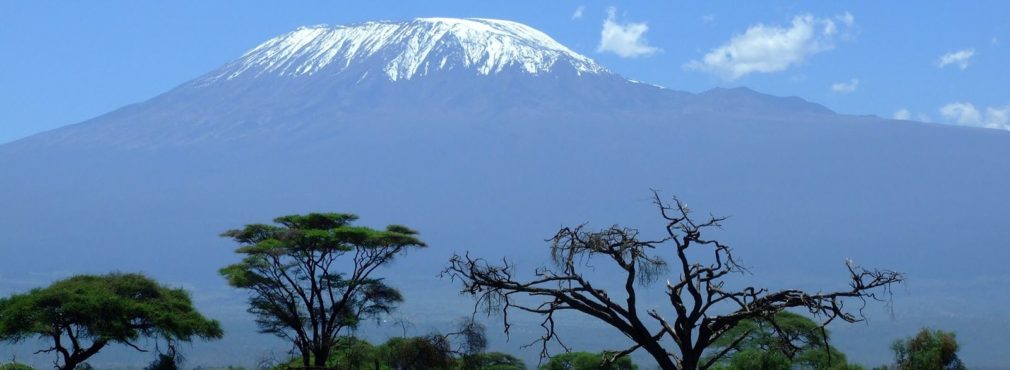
[[719, 349, 791, 370], [268, 337, 381, 367], [220, 213, 425, 367], [379, 336, 455, 370], [539, 352, 637, 370], [796, 348, 866, 370], [270, 336, 383, 370], [709, 311, 823, 357], [461, 352, 526, 370], [706, 311, 861, 370], [712, 347, 863, 370], [270, 335, 525, 370], [889, 329, 965, 370], [0, 363, 35, 370], [331, 336, 383, 370], [144, 354, 179, 370], [0, 273, 223, 370]]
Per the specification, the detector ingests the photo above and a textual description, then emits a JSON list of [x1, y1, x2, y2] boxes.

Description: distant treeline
[[0, 194, 967, 370]]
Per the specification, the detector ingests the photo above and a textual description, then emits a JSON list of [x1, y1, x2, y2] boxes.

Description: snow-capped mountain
[[203, 18, 608, 83], [3, 17, 1010, 368], [7, 18, 835, 149]]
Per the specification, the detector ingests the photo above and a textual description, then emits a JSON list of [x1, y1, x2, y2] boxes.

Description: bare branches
[[444, 191, 904, 370], [121, 340, 149, 353]]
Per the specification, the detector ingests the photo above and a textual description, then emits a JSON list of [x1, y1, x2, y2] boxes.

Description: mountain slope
[[1, 18, 1009, 368]]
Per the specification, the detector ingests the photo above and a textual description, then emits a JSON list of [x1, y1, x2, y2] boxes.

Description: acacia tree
[[444, 193, 903, 370], [220, 213, 425, 368], [461, 352, 526, 370], [0, 273, 223, 370], [378, 317, 518, 370], [706, 311, 860, 370], [541, 352, 638, 370], [888, 329, 965, 370]]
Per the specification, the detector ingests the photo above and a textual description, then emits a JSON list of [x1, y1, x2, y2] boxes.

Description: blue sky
[[2, 1, 1007, 144]]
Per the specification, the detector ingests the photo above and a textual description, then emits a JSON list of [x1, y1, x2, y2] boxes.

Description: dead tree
[[443, 192, 903, 370]]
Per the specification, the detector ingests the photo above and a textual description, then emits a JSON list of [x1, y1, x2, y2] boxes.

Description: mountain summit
[[201, 18, 608, 83]]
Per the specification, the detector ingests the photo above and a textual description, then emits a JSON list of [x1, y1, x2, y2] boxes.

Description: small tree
[[271, 336, 381, 370], [444, 193, 903, 370], [0, 363, 35, 370], [379, 336, 455, 370], [539, 352, 637, 370], [717, 349, 790, 370], [144, 353, 179, 370], [462, 352, 526, 370], [888, 329, 965, 370], [220, 213, 425, 368], [330, 337, 382, 370], [444, 318, 489, 361], [0, 273, 223, 370], [707, 311, 861, 370]]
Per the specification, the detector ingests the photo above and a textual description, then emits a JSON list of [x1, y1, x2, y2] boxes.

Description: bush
[[461, 352, 526, 370], [0, 363, 35, 370], [379, 336, 455, 370], [889, 329, 965, 370], [539, 352, 636, 370]]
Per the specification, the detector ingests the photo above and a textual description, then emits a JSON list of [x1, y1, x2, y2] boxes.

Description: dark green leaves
[[539, 352, 637, 370], [0, 273, 222, 343], [0, 273, 222, 370], [273, 213, 358, 230], [222, 213, 424, 259], [890, 329, 966, 370], [706, 311, 859, 370]]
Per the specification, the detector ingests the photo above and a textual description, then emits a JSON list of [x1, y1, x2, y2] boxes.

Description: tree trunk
[[60, 359, 80, 370], [641, 340, 679, 370], [301, 349, 311, 368], [60, 340, 107, 370], [313, 346, 330, 368], [62, 354, 89, 370], [680, 351, 702, 370]]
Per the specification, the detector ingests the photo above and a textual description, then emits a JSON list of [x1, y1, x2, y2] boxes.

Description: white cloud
[[836, 12, 855, 27], [937, 49, 975, 69], [830, 78, 859, 94], [892, 109, 933, 122], [702, 14, 716, 24], [571, 6, 585, 20], [988, 107, 1009, 128], [940, 102, 982, 125], [893, 109, 911, 120], [597, 7, 659, 58], [939, 102, 1010, 130], [685, 13, 852, 80]]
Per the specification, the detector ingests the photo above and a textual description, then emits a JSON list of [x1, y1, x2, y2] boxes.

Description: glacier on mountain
[[205, 17, 608, 82]]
